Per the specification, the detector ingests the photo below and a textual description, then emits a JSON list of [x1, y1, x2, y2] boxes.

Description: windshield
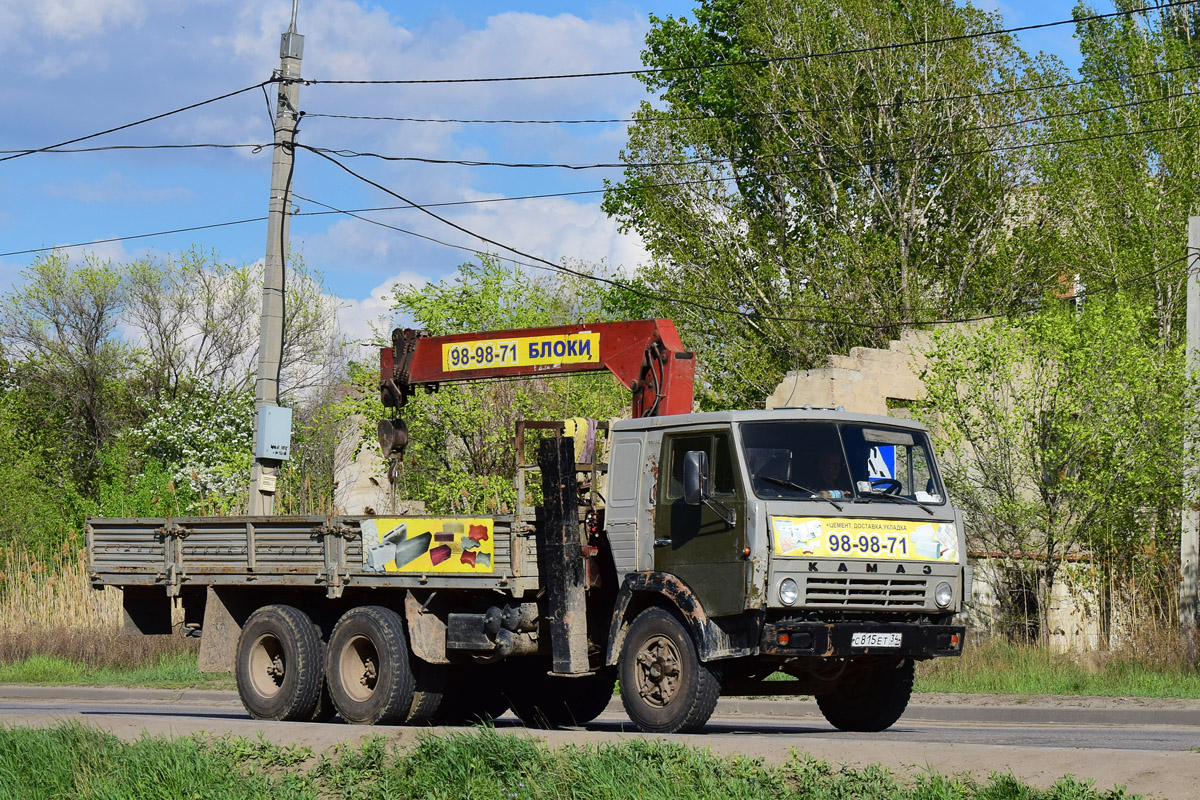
[[739, 421, 945, 504]]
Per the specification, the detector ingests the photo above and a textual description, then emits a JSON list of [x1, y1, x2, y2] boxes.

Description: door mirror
[[683, 450, 709, 505]]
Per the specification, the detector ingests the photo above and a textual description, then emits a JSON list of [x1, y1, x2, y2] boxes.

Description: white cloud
[[337, 269, 427, 353], [1, 0, 148, 41], [43, 172, 196, 204], [451, 195, 648, 274]]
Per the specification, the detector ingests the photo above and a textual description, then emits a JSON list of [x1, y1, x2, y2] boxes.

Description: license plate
[[851, 632, 902, 648]]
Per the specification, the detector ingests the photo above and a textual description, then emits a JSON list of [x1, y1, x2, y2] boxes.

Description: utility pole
[[1182, 216, 1200, 632], [249, 1, 303, 515]]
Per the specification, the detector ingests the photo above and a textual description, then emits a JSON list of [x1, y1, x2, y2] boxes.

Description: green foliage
[[129, 381, 254, 513], [0, 724, 1140, 800], [1035, 3, 1200, 340], [1, 253, 138, 486], [920, 295, 1187, 640], [0, 387, 89, 551], [94, 443, 193, 519], [916, 637, 1200, 698], [604, 0, 1063, 407], [339, 257, 627, 514]]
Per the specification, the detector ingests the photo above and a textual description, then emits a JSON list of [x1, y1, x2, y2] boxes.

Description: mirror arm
[[703, 496, 736, 527]]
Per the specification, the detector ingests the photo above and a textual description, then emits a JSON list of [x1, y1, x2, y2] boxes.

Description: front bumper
[[759, 621, 965, 658]]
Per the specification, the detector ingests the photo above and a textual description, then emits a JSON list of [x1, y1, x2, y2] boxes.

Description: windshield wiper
[[857, 490, 934, 515], [758, 475, 844, 511]]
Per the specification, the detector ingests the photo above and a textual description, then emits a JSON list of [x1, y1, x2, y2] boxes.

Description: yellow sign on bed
[[361, 517, 495, 573]]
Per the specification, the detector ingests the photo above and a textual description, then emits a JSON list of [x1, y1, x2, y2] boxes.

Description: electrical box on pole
[[249, 1, 302, 515]]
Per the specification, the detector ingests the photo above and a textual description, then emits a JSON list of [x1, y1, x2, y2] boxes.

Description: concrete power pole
[[1182, 216, 1200, 632], [249, 1, 303, 516]]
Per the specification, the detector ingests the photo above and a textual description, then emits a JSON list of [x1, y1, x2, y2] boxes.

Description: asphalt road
[[0, 686, 1197, 798]]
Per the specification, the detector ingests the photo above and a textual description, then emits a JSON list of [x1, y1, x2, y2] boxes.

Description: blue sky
[[0, 0, 1095, 344]]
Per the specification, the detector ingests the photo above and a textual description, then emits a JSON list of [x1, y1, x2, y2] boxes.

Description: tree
[[1, 252, 136, 484], [342, 257, 628, 515], [920, 296, 1186, 642], [604, 0, 1063, 408], [124, 249, 348, 402], [1034, 1, 1200, 343]]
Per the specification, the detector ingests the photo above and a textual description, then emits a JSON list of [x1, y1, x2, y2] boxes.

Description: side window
[[663, 434, 710, 501], [661, 431, 739, 501], [711, 432, 736, 496]]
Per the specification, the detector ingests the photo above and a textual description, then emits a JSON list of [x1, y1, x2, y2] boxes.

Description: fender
[[604, 572, 755, 665]]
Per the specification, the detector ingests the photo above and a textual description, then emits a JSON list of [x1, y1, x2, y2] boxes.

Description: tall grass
[[0, 538, 120, 632], [0, 724, 1140, 800], [916, 635, 1200, 698], [0, 539, 197, 675]]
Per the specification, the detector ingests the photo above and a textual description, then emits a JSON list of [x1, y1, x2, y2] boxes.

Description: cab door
[[653, 429, 747, 617]]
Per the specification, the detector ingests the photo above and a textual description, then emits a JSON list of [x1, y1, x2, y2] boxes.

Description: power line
[[302, 62, 1200, 126], [291, 192, 570, 275], [10, 111, 1196, 262], [0, 217, 268, 259], [306, 145, 1195, 332], [304, 3, 1191, 86], [0, 80, 273, 164], [301, 111, 1200, 173], [0, 143, 270, 156]]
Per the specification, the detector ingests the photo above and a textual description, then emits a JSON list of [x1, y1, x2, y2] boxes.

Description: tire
[[505, 664, 617, 729], [235, 604, 325, 721], [618, 607, 720, 734], [309, 682, 338, 722], [309, 621, 338, 722], [433, 665, 510, 725], [326, 606, 415, 725], [815, 659, 914, 732], [403, 658, 447, 725]]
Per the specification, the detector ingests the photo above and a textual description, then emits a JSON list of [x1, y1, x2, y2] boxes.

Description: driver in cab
[[816, 449, 851, 499]]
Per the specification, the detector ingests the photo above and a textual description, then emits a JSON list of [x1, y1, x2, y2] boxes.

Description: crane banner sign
[[442, 332, 601, 372]]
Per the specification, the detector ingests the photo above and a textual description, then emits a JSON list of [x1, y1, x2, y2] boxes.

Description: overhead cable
[[304, 145, 1193, 332], [301, 113, 1200, 173], [304, 3, 1190, 86], [302, 62, 1200, 126], [0, 80, 273, 164]]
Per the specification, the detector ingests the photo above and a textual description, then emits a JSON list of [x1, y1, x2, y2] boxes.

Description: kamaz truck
[[88, 319, 966, 733]]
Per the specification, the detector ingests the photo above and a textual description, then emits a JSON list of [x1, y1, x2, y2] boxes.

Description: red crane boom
[[376, 319, 694, 463], [379, 318, 694, 418]]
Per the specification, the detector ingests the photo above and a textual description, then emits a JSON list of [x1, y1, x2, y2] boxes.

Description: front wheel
[[618, 607, 719, 734], [815, 658, 914, 732], [235, 605, 325, 721], [326, 606, 415, 725]]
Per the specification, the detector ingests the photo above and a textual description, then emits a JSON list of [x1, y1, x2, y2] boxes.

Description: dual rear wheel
[[234, 604, 440, 725]]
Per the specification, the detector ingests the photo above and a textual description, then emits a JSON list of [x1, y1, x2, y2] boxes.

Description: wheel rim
[[634, 633, 682, 708], [339, 634, 379, 703], [248, 633, 286, 699]]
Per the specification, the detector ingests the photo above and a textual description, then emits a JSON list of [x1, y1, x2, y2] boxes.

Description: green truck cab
[[604, 407, 966, 732]]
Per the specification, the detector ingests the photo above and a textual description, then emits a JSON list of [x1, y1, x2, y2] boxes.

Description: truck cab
[[604, 407, 966, 733]]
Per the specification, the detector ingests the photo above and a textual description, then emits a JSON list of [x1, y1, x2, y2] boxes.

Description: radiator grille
[[804, 575, 927, 608]]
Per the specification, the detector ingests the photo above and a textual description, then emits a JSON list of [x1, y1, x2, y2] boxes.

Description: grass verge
[[914, 637, 1200, 698], [0, 652, 233, 690], [0, 723, 1139, 800], [3, 636, 1199, 698]]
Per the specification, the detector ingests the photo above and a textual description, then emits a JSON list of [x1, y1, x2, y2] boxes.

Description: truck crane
[[88, 318, 968, 734]]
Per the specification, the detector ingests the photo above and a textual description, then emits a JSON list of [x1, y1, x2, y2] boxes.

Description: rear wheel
[[815, 659, 914, 732], [403, 658, 447, 724], [505, 665, 616, 729], [618, 607, 719, 734], [433, 665, 510, 725], [235, 605, 324, 721], [326, 606, 415, 725]]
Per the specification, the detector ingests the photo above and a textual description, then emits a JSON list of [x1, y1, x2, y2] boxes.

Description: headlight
[[934, 581, 953, 608], [779, 578, 798, 605]]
